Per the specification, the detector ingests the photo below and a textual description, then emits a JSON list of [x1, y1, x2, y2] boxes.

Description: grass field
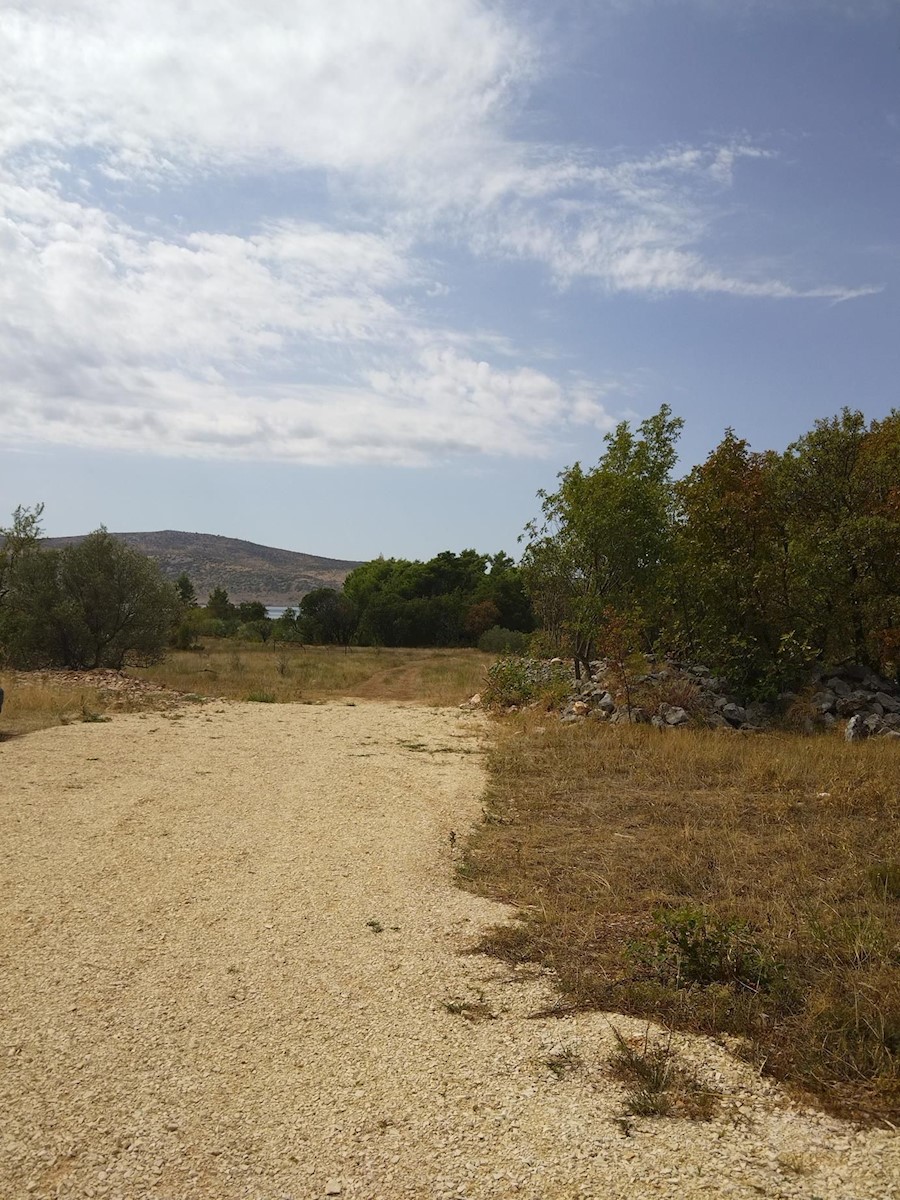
[[1, 643, 490, 738], [131, 641, 490, 706], [461, 712, 900, 1125]]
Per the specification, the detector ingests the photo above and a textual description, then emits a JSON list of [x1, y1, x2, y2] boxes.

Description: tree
[[299, 588, 358, 646], [2, 528, 180, 669], [175, 573, 198, 606], [522, 405, 683, 673], [206, 586, 235, 621], [0, 503, 44, 605]]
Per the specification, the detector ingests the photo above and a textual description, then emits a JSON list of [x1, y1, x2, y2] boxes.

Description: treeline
[[523, 406, 900, 696], [177, 550, 535, 650]]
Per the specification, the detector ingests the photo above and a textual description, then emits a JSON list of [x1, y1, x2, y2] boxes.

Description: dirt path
[[1, 702, 896, 1200]]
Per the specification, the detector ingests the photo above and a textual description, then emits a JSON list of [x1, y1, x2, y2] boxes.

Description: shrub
[[482, 656, 571, 709], [634, 906, 779, 992], [477, 625, 530, 654]]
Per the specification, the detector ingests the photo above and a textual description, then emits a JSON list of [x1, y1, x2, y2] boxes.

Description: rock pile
[[556, 659, 899, 739]]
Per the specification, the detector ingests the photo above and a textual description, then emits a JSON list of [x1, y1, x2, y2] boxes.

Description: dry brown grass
[[131, 642, 491, 706], [2, 644, 491, 738], [461, 714, 900, 1124]]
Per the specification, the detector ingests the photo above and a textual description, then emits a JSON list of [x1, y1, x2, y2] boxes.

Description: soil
[[1, 701, 896, 1199]]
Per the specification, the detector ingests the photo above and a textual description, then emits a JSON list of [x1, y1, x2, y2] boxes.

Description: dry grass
[[608, 1026, 719, 1119], [2, 644, 491, 738], [0, 672, 176, 737], [131, 642, 491, 706], [0, 677, 108, 736], [461, 714, 900, 1124]]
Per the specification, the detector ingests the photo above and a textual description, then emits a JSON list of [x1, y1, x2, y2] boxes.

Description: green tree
[[0, 503, 44, 606], [174, 572, 198, 607], [299, 588, 358, 645], [522, 405, 683, 672], [2, 528, 180, 669], [206, 586, 235, 621]]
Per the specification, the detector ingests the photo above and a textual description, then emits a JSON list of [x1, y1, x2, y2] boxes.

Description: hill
[[41, 531, 364, 606]]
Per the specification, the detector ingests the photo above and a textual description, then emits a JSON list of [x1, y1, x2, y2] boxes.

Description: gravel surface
[[1, 701, 897, 1200]]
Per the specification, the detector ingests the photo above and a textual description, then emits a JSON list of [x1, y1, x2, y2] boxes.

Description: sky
[[1, 0, 898, 562]]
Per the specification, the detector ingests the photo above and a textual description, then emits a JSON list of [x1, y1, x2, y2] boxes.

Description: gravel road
[[1, 701, 897, 1200]]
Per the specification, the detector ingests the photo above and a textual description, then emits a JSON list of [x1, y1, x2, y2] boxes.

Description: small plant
[[275, 648, 291, 677], [482, 656, 571, 709], [634, 905, 779, 993], [365, 918, 384, 933], [868, 862, 900, 901], [541, 1046, 582, 1078], [442, 994, 497, 1022], [609, 1026, 718, 1119], [80, 701, 111, 723], [246, 691, 276, 703]]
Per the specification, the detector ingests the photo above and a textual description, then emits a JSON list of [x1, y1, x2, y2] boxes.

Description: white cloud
[[0, 0, 879, 467], [0, 0, 532, 178]]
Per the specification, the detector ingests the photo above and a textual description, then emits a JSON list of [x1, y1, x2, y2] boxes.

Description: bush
[[477, 625, 530, 654], [2, 529, 180, 669], [633, 905, 781, 993], [482, 656, 571, 709]]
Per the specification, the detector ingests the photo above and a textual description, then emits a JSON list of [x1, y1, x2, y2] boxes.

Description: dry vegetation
[[461, 714, 900, 1124], [132, 641, 490, 706], [1, 643, 490, 738]]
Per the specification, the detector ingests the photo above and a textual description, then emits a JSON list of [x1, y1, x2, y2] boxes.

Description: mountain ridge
[[40, 530, 364, 606]]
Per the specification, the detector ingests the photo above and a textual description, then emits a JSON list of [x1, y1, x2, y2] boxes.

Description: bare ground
[[1, 702, 897, 1200]]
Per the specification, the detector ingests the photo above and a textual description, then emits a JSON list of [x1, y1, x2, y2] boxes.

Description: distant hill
[[41, 531, 364, 606]]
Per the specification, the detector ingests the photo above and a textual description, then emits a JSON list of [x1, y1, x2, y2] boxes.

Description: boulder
[[825, 677, 852, 697], [722, 702, 748, 727], [875, 692, 900, 714], [663, 706, 690, 726], [845, 714, 867, 742], [811, 690, 836, 714], [596, 691, 616, 712]]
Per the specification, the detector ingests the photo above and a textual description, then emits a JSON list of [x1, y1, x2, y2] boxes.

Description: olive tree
[[2, 527, 180, 669]]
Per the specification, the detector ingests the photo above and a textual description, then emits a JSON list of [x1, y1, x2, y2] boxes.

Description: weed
[[365, 918, 384, 934], [80, 706, 111, 723], [633, 906, 781, 993], [482, 656, 571, 710], [609, 1026, 718, 1119], [246, 691, 276, 703], [541, 1046, 582, 1079], [868, 862, 900, 901], [442, 994, 497, 1022]]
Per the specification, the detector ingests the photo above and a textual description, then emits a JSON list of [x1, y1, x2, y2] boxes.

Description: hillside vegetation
[[41, 530, 362, 605]]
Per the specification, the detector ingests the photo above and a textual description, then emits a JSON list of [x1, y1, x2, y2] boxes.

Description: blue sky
[[1, 0, 898, 561]]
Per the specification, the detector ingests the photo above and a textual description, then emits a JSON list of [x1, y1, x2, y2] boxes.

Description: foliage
[[1, 526, 180, 669], [521, 405, 683, 673], [525, 406, 900, 694], [175, 572, 198, 606], [206, 586, 236, 621], [633, 906, 780, 993], [343, 549, 534, 648], [0, 503, 44, 605], [481, 656, 571, 709], [477, 625, 530, 654]]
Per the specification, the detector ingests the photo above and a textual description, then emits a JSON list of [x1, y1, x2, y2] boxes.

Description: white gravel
[[1, 700, 897, 1200]]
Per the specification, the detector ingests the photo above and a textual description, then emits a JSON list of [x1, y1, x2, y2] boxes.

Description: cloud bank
[[0, 0, 876, 465]]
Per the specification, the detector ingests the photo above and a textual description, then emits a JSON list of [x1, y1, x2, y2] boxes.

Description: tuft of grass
[[246, 691, 276, 703], [541, 1046, 582, 1079], [463, 715, 900, 1123], [609, 1026, 718, 1120], [442, 994, 498, 1022]]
